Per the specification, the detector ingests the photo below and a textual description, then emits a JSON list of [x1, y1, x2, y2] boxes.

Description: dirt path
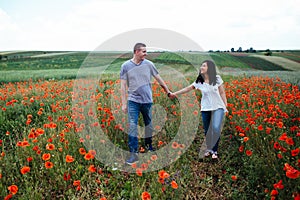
[[250, 55, 300, 71]]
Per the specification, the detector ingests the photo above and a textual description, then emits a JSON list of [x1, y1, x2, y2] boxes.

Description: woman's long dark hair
[[195, 60, 217, 85]]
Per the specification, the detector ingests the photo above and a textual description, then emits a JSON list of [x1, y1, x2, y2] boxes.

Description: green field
[[0, 50, 299, 199], [1, 50, 299, 84]]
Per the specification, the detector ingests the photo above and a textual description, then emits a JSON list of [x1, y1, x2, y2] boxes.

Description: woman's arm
[[171, 84, 195, 98], [218, 84, 227, 107]]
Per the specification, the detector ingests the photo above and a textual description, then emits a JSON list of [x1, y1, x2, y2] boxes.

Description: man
[[120, 43, 171, 165]]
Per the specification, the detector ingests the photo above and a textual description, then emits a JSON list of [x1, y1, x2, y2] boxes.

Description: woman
[[169, 60, 227, 159]]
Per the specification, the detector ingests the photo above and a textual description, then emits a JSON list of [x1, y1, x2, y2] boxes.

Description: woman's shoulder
[[216, 75, 224, 85], [216, 74, 222, 79], [192, 81, 203, 89]]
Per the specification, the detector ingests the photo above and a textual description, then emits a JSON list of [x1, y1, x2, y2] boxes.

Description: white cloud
[[0, 0, 299, 51]]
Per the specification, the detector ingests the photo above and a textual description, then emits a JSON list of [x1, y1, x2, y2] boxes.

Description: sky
[[0, 0, 300, 51]]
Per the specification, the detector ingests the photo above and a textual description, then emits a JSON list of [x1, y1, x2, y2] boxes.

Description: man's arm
[[153, 74, 171, 95], [121, 79, 127, 113]]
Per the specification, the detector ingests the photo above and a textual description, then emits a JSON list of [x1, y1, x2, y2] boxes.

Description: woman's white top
[[192, 75, 227, 112]]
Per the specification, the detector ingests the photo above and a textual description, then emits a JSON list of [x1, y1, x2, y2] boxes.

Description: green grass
[[0, 50, 299, 84], [0, 51, 299, 199], [230, 54, 289, 71], [272, 51, 300, 63]]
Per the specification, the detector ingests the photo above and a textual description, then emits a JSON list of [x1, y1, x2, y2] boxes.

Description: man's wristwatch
[[167, 92, 171, 97]]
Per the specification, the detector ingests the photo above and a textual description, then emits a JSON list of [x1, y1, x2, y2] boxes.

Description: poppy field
[[0, 52, 299, 199]]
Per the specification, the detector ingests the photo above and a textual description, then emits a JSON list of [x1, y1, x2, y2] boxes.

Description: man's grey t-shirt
[[120, 59, 158, 103]]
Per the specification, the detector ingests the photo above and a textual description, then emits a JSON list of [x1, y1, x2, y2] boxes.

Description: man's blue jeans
[[128, 100, 153, 153], [201, 108, 225, 152]]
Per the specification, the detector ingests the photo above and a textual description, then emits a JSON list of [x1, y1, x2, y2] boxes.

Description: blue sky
[[0, 0, 299, 51]]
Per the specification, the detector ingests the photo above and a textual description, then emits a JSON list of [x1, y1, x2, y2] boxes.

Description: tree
[[231, 48, 235, 52], [237, 47, 242, 52], [265, 49, 272, 56]]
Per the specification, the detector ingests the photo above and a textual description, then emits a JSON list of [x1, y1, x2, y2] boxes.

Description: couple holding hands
[[120, 43, 227, 165]]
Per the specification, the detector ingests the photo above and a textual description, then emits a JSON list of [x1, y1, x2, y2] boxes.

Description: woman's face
[[200, 62, 208, 74]]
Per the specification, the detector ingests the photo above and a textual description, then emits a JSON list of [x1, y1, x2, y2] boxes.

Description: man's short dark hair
[[133, 43, 146, 53]]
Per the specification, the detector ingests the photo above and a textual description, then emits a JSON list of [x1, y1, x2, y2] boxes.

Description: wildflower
[[150, 155, 157, 161], [73, 180, 80, 186], [84, 152, 94, 160], [193, 110, 198, 116], [273, 180, 284, 190], [171, 180, 178, 189], [257, 125, 264, 131], [139, 146, 145, 153], [136, 168, 143, 176], [158, 170, 170, 179], [291, 148, 300, 157], [79, 147, 86, 155], [73, 180, 81, 191], [20, 166, 30, 175], [265, 127, 272, 134], [158, 141, 164, 147], [46, 143, 55, 151], [141, 191, 151, 200], [88, 165, 97, 173], [277, 121, 284, 128], [271, 189, 278, 196], [279, 132, 288, 141], [141, 163, 148, 171], [179, 143, 185, 149], [245, 150, 252, 156], [45, 161, 54, 169], [131, 163, 137, 169], [286, 137, 295, 146], [64, 172, 71, 181], [66, 155, 75, 163], [32, 145, 39, 151], [239, 145, 244, 152], [89, 149, 96, 156], [42, 153, 51, 161], [284, 163, 300, 179], [158, 177, 164, 184], [273, 142, 280, 150], [49, 122, 57, 129], [172, 142, 179, 149], [8, 185, 18, 195], [231, 175, 238, 181], [4, 194, 13, 200]]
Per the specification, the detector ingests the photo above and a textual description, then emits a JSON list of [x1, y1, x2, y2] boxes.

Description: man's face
[[135, 47, 147, 60]]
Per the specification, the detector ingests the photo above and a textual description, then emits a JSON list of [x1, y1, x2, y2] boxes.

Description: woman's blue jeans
[[128, 100, 153, 153], [201, 108, 225, 152]]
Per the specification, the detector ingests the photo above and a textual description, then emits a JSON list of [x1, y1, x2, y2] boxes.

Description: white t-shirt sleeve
[[192, 81, 201, 90], [216, 75, 223, 86]]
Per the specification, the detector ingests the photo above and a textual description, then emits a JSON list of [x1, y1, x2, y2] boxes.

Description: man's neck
[[132, 57, 143, 65]]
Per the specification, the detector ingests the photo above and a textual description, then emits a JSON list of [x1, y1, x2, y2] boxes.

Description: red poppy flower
[[20, 166, 30, 175], [141, 191, 151, 200], [66, 155, 75, 163]]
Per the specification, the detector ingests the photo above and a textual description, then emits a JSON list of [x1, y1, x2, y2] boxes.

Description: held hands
[[167, 92, 177, 99]]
